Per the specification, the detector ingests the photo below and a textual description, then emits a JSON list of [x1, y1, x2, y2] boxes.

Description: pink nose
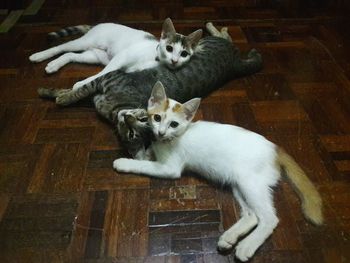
[[171, 59, 178, 65]]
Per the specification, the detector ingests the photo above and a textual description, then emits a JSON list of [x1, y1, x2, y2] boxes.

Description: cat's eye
[[138, 117, 148, 122], [180, 51, 188, 57], [170, 121, 179, 128], [166, 45, 173, 52], [154, 114, 161, 122], [129, 130, 134, 139]]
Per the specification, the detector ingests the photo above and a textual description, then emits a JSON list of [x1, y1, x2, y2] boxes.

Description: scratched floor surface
[[0, 1, 349, 263]]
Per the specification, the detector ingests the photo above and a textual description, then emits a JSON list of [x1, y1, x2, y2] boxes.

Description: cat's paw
[[235, 239, 257, 262], [45, 61, 61, 74], [29, 52, 46, 63], [217, 239, 233, 251], [217, 233, 237, 252], [55, 94, 71, 106], [113, 158, 134, 173]]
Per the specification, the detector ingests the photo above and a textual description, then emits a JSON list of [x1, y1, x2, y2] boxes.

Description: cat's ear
[[186, 29, 203, 48], [148, 81, 167, 108], [183, 98, 201, 121], [161, 18, 176, 39]]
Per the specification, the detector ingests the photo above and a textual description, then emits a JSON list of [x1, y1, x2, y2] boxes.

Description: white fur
[[114, 120, 280, 261], [158, 39, 191, 68], [113, 83, 282, 261], [29, 20, 201, 90]]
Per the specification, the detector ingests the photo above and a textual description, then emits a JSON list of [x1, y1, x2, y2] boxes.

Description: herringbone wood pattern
[[0, 1, 349, 262]]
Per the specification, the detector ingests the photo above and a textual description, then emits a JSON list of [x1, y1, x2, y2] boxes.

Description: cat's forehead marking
[[168, 34, 187, 47], [172, 103, 182, 113]]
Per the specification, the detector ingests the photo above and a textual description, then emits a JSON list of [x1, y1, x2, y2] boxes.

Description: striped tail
[[47, 25, 92, 40], [277, 147, 324, 225]]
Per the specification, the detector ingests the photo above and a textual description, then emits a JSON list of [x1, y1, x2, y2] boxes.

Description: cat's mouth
[[154, 133, 174, 142]]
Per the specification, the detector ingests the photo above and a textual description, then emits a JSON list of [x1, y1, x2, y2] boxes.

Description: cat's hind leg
[[38, 87, 71, 99], [38, 81, 98, 106], [72, 53, 126, 90], [234, 179, 279, 262], [206, 22, 232, 42], [56, 82, 98, 106], [45, 49, 109, 74], [29, 36, 93, 63], [217, 188, 258, 251]]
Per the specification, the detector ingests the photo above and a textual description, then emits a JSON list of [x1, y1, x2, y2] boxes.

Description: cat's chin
[[164, 63, 182, 70]]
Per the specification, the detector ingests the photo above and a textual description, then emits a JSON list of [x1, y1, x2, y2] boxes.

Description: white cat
[[113, 81, 324, 262], [29, 18, 202, 90]]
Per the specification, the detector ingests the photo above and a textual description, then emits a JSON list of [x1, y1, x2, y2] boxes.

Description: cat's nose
[[171, 59, 178, 65], [158, 131, 165, 137]]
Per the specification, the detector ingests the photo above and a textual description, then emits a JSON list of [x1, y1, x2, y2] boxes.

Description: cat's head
[[147, 81, 201, 141], [116, 109, 153, 156], [157, 18, 202, 69]]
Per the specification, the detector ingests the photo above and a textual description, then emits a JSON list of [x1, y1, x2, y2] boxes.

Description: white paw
[[235, 240, 257, 262], [113, 158, 133, 173], [217, 233, 237, 251], [29, 52, 46, 62], [45, 62, 60, 74], [217, 238, 233, 251]]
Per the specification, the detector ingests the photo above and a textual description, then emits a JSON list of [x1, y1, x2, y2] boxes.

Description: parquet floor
[[0, 1, 349, 263]]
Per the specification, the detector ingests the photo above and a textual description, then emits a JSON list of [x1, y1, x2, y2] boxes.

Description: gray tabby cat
[[38, 27, 262, 157]]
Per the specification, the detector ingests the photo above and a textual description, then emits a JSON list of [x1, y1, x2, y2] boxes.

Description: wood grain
[[0, 1, 349, 262]]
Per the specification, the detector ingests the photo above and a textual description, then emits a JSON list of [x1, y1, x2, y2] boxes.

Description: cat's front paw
[[113, 158, 134, 173]]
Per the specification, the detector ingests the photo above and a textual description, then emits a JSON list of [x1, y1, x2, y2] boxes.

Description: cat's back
[[183, 121, 275, 159], [171, 37, 239, 99], [87, 23, 155, 43]]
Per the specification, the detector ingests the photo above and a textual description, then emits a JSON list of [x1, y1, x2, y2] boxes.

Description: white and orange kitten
[[113, 81, 323, 261], [29, 18, 202, 90]]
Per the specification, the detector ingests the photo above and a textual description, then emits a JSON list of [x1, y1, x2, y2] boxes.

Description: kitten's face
[[147, 81, 201, 141], [116, 108, 151, 147], [157, 18, 202, 69]]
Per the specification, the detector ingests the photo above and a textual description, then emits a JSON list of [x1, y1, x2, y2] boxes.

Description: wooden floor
[[0, 1, 350, 262]]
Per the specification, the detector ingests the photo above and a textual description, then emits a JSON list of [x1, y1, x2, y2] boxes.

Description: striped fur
[[47, 25, 92, 40], [38, 36, 262, 156]]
